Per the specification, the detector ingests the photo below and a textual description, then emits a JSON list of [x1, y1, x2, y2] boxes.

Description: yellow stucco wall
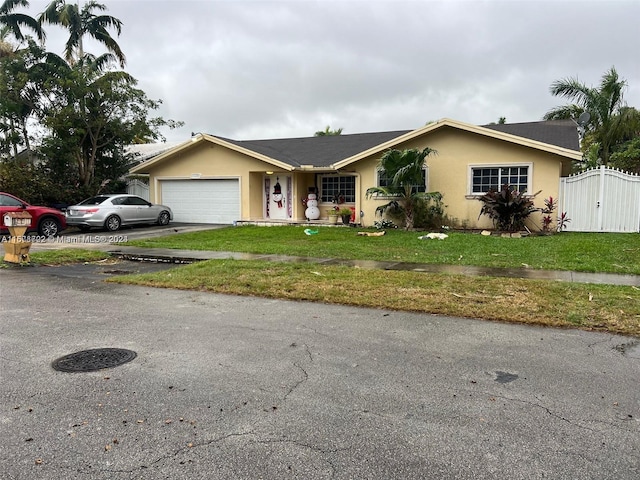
[[140, 129, 572, 229], [351, 127, 569, 229], [145, 142, 292, 220]]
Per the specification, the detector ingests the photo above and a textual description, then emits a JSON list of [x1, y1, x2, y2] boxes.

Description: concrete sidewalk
[[28, 240, 640, 287]]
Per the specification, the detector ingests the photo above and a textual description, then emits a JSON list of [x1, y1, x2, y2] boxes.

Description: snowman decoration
[[305, 193, 321, 220], [272, 179, 284, 208]]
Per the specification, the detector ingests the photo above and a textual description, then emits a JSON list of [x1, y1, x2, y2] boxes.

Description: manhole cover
[[52, 348, 137, 372]]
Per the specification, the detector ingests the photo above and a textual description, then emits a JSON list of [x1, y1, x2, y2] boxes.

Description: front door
[[264, 175, 292, 220]]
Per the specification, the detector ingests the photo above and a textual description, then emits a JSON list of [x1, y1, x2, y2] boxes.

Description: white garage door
[[160, 179, 240, 224]]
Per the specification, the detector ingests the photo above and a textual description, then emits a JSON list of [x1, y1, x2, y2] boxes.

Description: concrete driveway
[[59, 222, 226, 242], [1, 263, 639, 479]]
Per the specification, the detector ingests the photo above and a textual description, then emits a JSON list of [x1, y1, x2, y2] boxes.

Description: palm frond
[[543, 104, 584, 121], [1, 0, 45, 42]]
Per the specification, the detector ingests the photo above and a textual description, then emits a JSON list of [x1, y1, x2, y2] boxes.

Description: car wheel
[[38, 217, 60, 237], [105, 215, 121, 232], [157, 211, 170, 226]]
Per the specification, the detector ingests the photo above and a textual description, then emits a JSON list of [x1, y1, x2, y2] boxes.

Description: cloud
[[24, 0, 640, 141]]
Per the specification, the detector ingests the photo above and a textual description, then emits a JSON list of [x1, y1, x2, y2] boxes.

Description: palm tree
[[38, 0, 125, 68], [365, 147, 437, 230], [315, 125, 343, 136], [0, 31, 52, 159], [0, 0, 45, 43], [544, 67, 631, 166]]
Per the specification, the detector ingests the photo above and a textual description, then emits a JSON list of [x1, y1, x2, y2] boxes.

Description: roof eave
[[332, 118, 582, 168], [130, 133, 295, 174], [129, 138, 194, 173]]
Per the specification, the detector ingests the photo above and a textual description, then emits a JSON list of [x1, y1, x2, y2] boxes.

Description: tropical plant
[[39, 60, 180, 187], [411, 191, 445, 230], [314, 125, 343, 136], [477, 184, 540, 232], [373, 219, 396, 230], [365, 147, 438, 230], [544, 67, 636, 167], [0, 0, 48, 158], [0, 37, 53, 159], [540, 196, 557, 232], [0, 0, 44, 44], [488, 116, 506, 125], [556, 212, 571, 232], [0, 0, 182, 199], [610, 136, 640, 174], [38, 0, 125, 67]]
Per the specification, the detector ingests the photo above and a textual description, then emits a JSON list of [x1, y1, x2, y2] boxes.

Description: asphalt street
[[1, 262, 639, 479]]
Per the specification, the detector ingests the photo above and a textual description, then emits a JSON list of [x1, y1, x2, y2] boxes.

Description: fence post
[[597, 166, 606, 231]]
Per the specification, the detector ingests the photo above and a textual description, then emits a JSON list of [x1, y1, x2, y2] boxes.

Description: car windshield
[[78, 196, 110, 206]]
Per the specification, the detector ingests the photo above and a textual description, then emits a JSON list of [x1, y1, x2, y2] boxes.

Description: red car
[[0, 192, 67, 237]]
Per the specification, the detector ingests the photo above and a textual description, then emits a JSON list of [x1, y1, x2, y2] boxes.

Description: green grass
[[109, 259, 640, 337], [124, 226, 640, 274], [28, 249, 111, 265]]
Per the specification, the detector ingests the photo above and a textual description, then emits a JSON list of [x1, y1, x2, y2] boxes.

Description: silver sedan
[[66, 194, 173, 232]]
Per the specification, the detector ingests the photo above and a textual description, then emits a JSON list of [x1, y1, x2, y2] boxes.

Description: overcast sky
[[24, 0, 640, 142]]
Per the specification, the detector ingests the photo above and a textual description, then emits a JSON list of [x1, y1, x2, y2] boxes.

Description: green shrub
[[412, 192, 446, 230]]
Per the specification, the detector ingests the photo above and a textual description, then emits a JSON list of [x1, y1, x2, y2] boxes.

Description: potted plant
[[338, 207, 353, 225], [327, 206, 340, 224]]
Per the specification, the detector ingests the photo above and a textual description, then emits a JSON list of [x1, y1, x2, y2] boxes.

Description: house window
[[320, 175, 356, 203], [470, 166, 530, 194], [377, 168, 427, 193]]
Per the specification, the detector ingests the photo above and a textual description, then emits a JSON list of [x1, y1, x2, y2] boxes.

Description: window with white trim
[[470, 166, 530, 194], [377, 168, 428, 193], [320, 175, 356, 203]]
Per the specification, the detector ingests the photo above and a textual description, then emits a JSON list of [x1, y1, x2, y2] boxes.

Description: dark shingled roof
[[210, 120, 579, 168], [216, 130, 411, 167], [482, 119, 579, 151]]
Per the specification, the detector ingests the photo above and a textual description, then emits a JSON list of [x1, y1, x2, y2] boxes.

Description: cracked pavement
[[1, 263, 639, 479]]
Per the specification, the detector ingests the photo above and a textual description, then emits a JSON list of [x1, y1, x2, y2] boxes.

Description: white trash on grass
[[418, 233, 448, 240]]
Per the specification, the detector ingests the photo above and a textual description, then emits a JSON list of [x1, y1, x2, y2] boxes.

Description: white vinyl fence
[[559, 166, 640, 232], [126, 179, 150, 201]]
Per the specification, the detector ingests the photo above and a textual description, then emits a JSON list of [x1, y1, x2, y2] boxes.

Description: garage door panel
[[161, 179, 240, 224]]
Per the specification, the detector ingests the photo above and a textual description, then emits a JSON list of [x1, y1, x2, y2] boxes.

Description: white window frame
[[467, 163, 533, 196], [374, 166, 429, 196], [319, 174, 357, 203]]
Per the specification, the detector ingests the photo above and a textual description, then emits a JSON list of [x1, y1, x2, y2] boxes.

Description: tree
[[544, 67, 634, 166], [0, 1, 46, 158], [1, 0, 182, 202], [0, 0, 44, 44], [40, 58, 181, 188], [610, 136, 640, 174], [489, 117, 506, 125], [38, 0, 125, 67], [0, 37, 52, 159], [365, 147, 439, 230], [315, 125, 343, 136]]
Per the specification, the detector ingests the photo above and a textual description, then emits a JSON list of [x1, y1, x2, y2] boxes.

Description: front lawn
[[109, 259, 640, 337], [124, 226, 640, 274], [13, 249, 111, 266]]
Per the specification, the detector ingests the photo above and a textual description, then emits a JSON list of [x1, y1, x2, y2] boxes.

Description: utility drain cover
[[52, 348, 137, 372]]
